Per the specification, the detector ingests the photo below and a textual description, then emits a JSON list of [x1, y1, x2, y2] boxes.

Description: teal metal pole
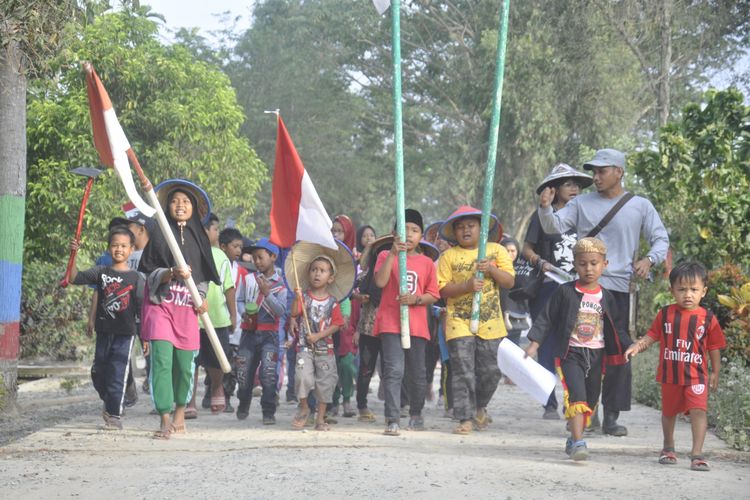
[[470, 0, 510, 334], [391, 1, 410, 348]]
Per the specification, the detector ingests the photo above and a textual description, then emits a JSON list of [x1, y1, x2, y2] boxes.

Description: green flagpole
[[391, 0, 410, 348], [470, 0, 511, 334]]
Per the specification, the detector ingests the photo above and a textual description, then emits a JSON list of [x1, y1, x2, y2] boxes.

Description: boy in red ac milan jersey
[[626, 262, 725, 472]]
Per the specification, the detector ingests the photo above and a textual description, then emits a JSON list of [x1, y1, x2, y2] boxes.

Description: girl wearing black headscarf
[[139, 179, 220, 439]]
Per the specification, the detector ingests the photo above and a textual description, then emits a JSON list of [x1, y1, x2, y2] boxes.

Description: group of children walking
[[69, 175, 726, 471]]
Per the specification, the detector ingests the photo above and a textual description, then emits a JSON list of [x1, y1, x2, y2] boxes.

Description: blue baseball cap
[[247, 237, 279, 256]]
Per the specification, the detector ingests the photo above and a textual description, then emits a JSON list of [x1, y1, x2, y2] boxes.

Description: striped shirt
[[646, 305, 725, 385]]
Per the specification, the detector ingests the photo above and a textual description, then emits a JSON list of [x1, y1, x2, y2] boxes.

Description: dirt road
[[0, 374, 747, 499]]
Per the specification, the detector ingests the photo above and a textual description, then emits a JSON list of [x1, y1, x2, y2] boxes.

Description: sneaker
[[262, 414, 276, 425], [328, 405, 339, 417], [565, 437, 574, 456], [400, 405, 409, 418], [236, 400, 250, 420], [141, 379, 150, 394], [223, 400, 235, 413], [123, 384, 138, 408], [569, 440, 589, 461], [286, 394, 298, 404], [384, 422, 400, 436], [542, 407, 560, 420], [407, 416, 425, 431], [102, 412, 123, 431], [201, 392, 211, 409]]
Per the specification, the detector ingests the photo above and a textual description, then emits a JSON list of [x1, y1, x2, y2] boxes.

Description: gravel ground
[[1, 368, 748, 499]]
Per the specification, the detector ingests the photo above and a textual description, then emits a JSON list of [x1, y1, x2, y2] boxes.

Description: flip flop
[[184, 407, 198, 420], [314, 422, 331, 431], [690, 456, 710, 471], [358, 409, 376, 422], [292, 410, 309, 430], [169, 423, 186, 434], [658, 449, 678, 465]]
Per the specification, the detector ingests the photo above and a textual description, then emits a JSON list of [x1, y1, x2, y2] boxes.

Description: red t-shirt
[[646, 304, 726, 386], [373, 250, 440, 340]]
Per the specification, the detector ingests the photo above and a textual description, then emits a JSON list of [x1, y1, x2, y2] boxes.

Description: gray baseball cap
[[583, 148, 626, 170]]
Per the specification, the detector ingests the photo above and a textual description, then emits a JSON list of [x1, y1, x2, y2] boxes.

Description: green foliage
[[708, 265, 750, 362], [631, 347, 662, 409], [20, 260, 93, 361], [0, 0, 77, 76], [712, 358, 750, 451], [630, 89, 750, 270], [25, 10, 267, 264]]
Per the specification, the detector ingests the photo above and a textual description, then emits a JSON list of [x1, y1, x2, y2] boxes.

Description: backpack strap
[[586, 192, 635, 238]]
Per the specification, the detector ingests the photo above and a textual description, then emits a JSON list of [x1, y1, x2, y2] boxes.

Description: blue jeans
[[236, 330, 279, 416]]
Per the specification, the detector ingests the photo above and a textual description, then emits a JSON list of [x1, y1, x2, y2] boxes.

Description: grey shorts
[[295, 350, 338, 403]]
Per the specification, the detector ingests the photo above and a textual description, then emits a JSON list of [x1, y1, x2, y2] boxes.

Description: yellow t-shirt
[[437, 242, 515, 341]]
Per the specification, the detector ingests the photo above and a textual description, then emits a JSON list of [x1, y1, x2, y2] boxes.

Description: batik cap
[[573, 237, 607, 256]]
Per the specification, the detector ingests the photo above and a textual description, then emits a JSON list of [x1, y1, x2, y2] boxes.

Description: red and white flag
[[372, 0, 390, 15], [85, 63, 155, 217], [269, 117, 337, 250]]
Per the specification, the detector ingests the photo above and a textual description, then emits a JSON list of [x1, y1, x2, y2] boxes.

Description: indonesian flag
[[84, 63, 155, 217], [269, 117, 337, 250], [373, 0, 390, 15]]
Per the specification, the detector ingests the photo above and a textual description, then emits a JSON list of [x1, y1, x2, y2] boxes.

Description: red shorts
[[661, 383, 708, 416]]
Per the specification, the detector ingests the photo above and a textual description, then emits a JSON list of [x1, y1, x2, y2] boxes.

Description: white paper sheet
[[497, 338, 557, 405]]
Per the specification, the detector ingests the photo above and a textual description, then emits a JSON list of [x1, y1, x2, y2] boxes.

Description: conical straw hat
[[284, 239, 356, 303]]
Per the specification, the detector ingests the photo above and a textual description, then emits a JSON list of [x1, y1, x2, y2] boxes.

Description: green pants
[[149, 340, 197, 415], [333, 352, 357, 405]]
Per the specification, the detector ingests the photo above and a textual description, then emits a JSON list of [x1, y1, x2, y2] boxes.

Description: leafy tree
[[25, 10, 267, 263], [630, 88, 750, 270]]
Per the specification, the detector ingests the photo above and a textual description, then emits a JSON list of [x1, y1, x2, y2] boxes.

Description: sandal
[[358, 409, 376, 422], [314, 422, 331, 431], [453, 420, 473, 435], [169, 423, 186, 434], [473, 411, 490, 431], [292, 410, 310, 430], [153, 427, 171, 440], [210, 396, 226, 415], [184, 407, 198, 420], [690, 455, 710, 471], [658, 448, 678, 465]]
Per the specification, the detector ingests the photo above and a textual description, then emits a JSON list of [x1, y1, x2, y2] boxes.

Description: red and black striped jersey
[[646, 305, 726, 386]]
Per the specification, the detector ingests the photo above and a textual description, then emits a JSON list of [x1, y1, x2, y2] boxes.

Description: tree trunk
[[0, 41, 27, 413], [658, 0, 672, 127]]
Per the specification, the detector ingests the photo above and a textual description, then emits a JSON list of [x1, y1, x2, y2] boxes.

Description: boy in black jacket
[[525, 237, 628, 460]]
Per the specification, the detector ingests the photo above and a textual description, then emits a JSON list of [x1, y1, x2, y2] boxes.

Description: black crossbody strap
[[586, 192, 635, 238]]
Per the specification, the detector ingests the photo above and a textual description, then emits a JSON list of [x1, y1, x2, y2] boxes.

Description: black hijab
[[138, 188, 220, 285]]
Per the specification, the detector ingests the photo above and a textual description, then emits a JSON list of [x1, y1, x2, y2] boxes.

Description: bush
[[711, 358, 750, 451], [20, 260, 94, 360], [632, 347, 661, 409]]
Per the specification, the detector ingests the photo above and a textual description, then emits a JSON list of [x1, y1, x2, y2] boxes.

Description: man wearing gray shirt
[[537, 148, 669, 436]]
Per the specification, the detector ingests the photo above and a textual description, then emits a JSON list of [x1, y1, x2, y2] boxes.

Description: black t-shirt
[[524, 211, 577, 274], [74, 266, 145, 336]]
